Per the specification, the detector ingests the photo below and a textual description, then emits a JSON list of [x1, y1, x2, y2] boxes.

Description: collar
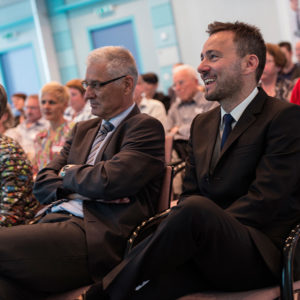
[[139, 97, 148, 109], [103, 103, 135, 130], [220, 87, 258, 126]]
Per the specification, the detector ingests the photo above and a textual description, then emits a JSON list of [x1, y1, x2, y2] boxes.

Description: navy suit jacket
[[181, 88, 300, 277]]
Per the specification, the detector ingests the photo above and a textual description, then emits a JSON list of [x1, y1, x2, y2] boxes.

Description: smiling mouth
[[203, 78, 216, 86]]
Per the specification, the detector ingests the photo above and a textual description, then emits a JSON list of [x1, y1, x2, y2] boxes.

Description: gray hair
[[87, 46, 138, 87], [173, 64, 199, 81]]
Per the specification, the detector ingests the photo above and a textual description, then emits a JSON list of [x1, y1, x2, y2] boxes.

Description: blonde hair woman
[[33, 82, 73, 175]]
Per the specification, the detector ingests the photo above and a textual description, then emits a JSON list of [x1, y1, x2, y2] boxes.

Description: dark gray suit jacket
[[33, 105, 165, 281], [182, 88, 300, 278]]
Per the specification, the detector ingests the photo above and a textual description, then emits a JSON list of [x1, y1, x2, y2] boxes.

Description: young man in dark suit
[[0, 46, 165, 299], [84, 21, 300, 300]]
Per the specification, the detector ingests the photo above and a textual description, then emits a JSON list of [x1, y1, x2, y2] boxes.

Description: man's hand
[[169, 126, 179, 135]]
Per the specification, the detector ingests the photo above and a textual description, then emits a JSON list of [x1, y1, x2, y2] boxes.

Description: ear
[[242, 54, 259, 76], [123, 75, 134, 95]]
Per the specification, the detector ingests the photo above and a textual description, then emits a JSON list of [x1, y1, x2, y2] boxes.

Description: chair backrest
[[165, 135, 173, 164], [157, 165, 173, 212]]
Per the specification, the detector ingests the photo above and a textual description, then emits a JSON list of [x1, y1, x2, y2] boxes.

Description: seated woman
[[64, 78, 95, 123], [260, 43, 294, 102], [33, 82, 73, 175], [0, 85, 39, 226]]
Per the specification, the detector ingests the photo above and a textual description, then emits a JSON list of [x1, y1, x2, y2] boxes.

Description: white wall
[[172, 0, 292, 72]]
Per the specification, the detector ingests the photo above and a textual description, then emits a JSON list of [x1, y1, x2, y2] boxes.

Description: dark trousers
[[173, 139, 189, 160], [103, 196, 278, 300], [0, 213, 93, 299]]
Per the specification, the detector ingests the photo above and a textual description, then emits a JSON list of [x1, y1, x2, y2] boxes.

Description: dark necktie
[[220, 114, 234, 150], [86, 121, 114, 165]]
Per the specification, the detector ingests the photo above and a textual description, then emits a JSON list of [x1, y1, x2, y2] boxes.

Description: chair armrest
[[124, 209, 171, 257], [168, 160, 185, 177], [281, 223, 300, 300]]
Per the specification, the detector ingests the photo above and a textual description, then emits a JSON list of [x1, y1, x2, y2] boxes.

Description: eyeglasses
[[82, 75, 127, 90]]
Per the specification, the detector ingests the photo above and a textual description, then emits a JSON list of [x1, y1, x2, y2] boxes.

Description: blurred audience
[[0, 103, 14, 134], [11, 93, 26, 126], [134, 75, 167, 128], [32, 82, 73, 175], [167, 64, 218, 159], [260, 43, 294, 102], [141, 72, 171, 112], [278, 41, 300, 81], [5, 94, 49, 162], [295, 40, 300, 66], [0, 84, 39, 227], [64, 79, 95, 123]]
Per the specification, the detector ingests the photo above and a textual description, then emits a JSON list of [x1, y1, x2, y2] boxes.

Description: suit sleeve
[[35, 116, 165, 202], [226, 105, 300, 228], [33, 124, 78, 204], [179, 118, 201, 201]]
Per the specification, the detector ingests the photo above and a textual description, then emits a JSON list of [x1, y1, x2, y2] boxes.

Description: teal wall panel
[[50, 14, 70, 33], [53, 30, 74, 51], [151, 3, 173, 28], [57, 49, 77, 68], [60, 65, 78, 83], [154, 25, 178, 48]]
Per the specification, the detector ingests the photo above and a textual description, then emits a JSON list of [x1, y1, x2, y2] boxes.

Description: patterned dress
[[33, 121, 73, 175], [0, 135, 39, 226]]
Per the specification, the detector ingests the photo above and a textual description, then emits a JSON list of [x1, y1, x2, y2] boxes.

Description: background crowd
[[1, 39, 300, 227]]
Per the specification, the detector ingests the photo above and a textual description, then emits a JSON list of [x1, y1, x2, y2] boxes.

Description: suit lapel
[[195, 107, 221, 175], [81, 119, 102, 163], [96, 105, 140, 161], [220, 88, 267, 155]]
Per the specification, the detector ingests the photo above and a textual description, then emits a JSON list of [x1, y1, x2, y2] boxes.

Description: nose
[[84, 85, 95, 100], [198, 59, 211, 80], [42, 102, 50, 109]]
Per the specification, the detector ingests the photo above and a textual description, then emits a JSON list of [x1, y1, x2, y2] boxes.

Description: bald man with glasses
[[0, 46, 165, 299]]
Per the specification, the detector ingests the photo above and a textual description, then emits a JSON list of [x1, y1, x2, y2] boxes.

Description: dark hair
[[66, 79, 85, 96], [141, 73, 159, 85], [266, 43, 287, 69], [278, 41, 292, 53], [12, 93, 27, 101], [207, 21, 266, 83], [0, 84, 8, 119]]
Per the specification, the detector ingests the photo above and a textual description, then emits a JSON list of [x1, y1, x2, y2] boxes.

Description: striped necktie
[[86, 121, 114, 165]]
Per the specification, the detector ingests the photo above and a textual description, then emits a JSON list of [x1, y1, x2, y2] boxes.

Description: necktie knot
[[100, 121, 114, 135], [221, 114, 234, 150]]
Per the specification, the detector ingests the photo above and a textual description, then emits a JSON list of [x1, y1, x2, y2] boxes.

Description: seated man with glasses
[[0, 46, 165, 299]]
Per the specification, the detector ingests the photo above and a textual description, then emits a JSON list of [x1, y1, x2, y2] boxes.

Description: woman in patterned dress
[[0, 84, 39, 226], [33, 82, 73, 176]]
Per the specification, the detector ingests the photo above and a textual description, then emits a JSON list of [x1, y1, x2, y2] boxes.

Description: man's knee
[[176, 195, 221, 221]]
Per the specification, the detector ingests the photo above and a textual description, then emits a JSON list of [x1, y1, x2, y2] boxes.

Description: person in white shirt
[[5, 94, 49, 162], [133, 75, 167, 128]]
